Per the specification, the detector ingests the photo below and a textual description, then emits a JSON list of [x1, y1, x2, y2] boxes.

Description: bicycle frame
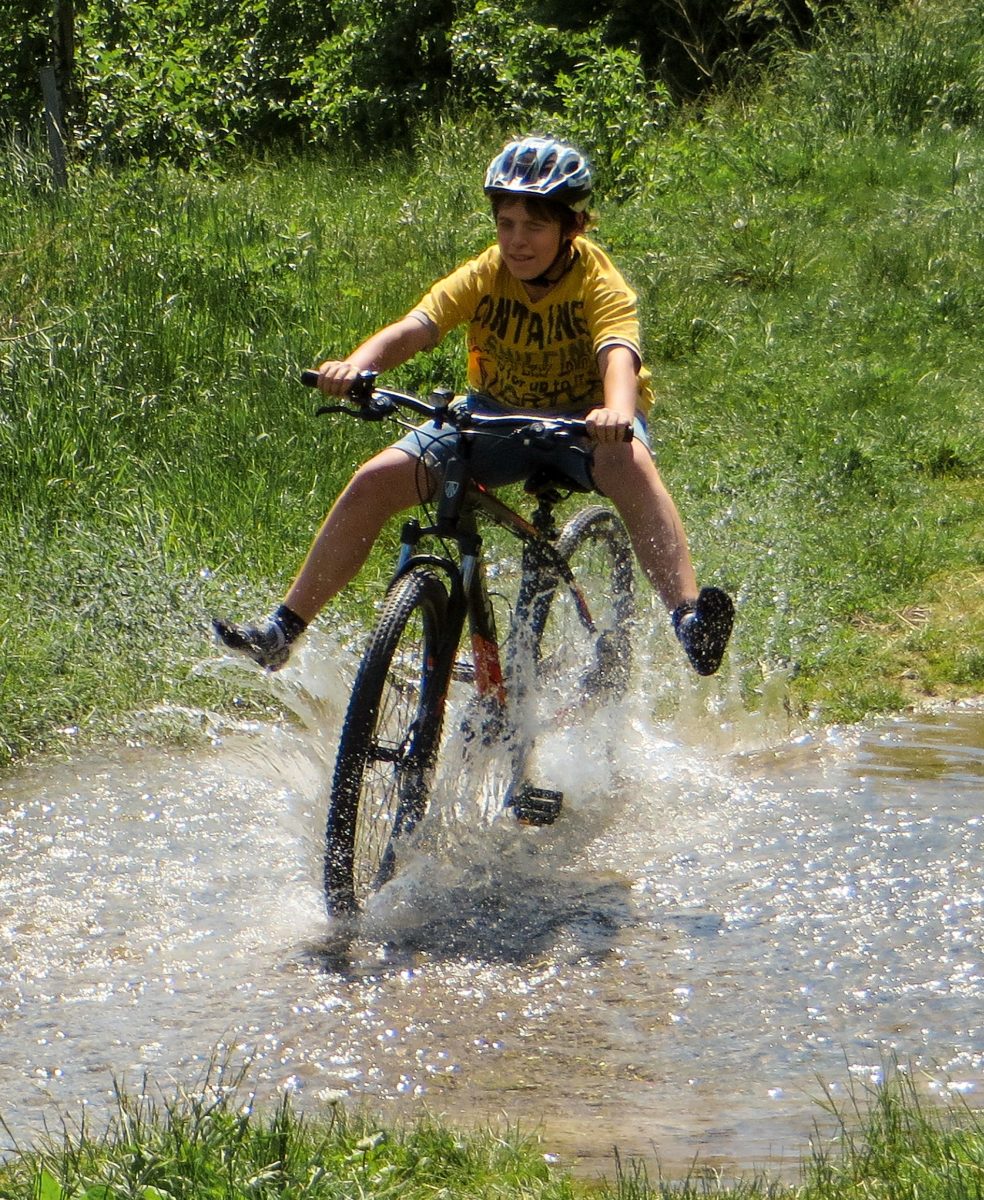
[[304, 370, 632, 836], [386, 424, 603, 822]]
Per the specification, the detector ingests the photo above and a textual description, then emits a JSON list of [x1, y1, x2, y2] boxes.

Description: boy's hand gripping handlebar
[[299, 369, 633, 443]]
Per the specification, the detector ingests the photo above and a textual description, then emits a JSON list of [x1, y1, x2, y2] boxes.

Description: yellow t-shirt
[[410, 237, 654, 416]]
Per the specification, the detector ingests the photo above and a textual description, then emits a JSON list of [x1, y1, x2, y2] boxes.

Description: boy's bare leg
[[212, 448, 431, 669], [284, 447, 433, 623], [592, 440, 734, 675], [591, 440, 698, 611]]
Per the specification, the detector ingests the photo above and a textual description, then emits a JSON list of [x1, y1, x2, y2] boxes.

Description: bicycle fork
[[498, 537, 565, 826]]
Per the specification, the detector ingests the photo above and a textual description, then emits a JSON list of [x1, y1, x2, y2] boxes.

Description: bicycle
[[300, 370, 636, 917]]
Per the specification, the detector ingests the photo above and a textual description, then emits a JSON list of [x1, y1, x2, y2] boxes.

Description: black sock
[[273, 604, 307, 642]]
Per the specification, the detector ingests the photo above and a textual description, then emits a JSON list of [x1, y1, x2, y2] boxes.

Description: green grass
[[804, 1071, 984, 1200], [1, 4, 983, 764], [1, 1065, 981, 1199], [0, 1057, 580, 1200]]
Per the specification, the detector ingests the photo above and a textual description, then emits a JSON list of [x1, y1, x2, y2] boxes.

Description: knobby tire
[[529, 504, 635, 702], [324, 567, 450, 916]]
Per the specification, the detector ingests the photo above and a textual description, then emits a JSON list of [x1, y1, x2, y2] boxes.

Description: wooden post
[[40, 64, 69, 188], [40, 1, 75, 189]]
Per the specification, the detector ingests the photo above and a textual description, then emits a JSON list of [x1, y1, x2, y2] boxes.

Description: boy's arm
[[585, 344, 639, 444], [315, 314, 438, 396]]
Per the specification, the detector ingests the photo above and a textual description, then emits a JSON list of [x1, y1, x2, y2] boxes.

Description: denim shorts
[[391, 394, 651, 492]]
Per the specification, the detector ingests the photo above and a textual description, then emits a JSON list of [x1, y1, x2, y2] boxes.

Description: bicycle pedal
[[507, 783, 563, 826]]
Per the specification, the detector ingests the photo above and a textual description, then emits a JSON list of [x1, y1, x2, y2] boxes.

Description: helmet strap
[[527, 242, 580, 289]]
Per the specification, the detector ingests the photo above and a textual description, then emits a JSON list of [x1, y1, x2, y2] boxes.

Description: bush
[[448, 1, 592, 119], [556, 45, 672, 199], [0, 0, 53, 124], [72, 0, 337, 163], [287, 0, 456, 144], [2, 0, 861, 166]]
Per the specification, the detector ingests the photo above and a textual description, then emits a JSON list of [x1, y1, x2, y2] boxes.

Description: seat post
[[530, 492, 560, 540]]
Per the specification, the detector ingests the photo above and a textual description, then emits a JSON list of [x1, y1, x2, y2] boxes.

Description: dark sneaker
[[672, 586, 735, 676], [212, 616, 292, 671]]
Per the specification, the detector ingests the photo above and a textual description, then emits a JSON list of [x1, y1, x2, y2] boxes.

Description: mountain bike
[[300, 370, 635, 917]]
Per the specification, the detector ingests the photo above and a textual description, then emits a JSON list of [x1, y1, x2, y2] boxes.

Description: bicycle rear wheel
[[529, 504, 635, 703], [325, 567, 451, 916]]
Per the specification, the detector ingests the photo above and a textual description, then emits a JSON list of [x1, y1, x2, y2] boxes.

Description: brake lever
[[315, 394, 396, 421], [303, 368, 389, 419]]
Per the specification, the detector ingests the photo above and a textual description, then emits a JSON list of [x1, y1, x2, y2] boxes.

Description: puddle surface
[[1, 642, 981, 1178]]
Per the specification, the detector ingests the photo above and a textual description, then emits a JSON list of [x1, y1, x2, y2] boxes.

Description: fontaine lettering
[[473, 295, 588, 349]]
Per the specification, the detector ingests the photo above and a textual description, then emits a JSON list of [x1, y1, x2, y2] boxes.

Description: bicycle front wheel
[[325, 567, 451, 916], [530, 504, 635, 703]]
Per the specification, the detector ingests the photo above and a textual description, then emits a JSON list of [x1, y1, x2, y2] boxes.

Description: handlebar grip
[[554, 417, 634, 443], [300, 368, 377, 400]]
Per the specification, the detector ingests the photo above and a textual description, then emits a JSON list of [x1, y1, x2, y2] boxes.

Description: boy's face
[[494, 199, 565, 283]]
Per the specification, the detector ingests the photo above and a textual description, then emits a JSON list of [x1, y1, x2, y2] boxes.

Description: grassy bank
[[1, 1068, 982, 1199], [1, 5, 983, 764]]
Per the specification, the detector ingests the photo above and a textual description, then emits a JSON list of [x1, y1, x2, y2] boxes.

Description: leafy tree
[[0, 1, 56, 126], [287, 0, 456, 143], [556, 45, 672, 198], [455, 0, 831, 97], [73, 0, 339, 161], [448, 1, 593, 117], [0, 0, 904, 166]]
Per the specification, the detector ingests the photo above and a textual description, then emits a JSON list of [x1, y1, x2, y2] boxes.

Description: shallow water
[[1, 638, 981, 1179]]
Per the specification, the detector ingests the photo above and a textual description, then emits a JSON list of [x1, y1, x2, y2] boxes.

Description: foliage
[[0, 1066, 576, 1200], [0, 0, 53, 121], [555, 46, 672, 198], [805, 1068, 984, 1199], [286, 0, 456, 144], [447, 6, 673, 196], [3, 0, 859, 167], [528, 0, 829, 96], [2, 1063, 983, 1198], [447, 0, 593, 119], [72, 0, 336, 163]]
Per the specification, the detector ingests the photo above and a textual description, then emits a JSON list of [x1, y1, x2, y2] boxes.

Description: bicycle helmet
[[484, 136, 593, 212]]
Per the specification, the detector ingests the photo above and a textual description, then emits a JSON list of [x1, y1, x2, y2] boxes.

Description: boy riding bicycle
[[214, 135, 734, 676]]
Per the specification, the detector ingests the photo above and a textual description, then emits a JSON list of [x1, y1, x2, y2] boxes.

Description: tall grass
[[0, 1063, 577, 1200], [788, 0, 984, 135], [806, 1069, 984, 1200], [1, 1064, 981, 1199], [1, 4, 983, 762]]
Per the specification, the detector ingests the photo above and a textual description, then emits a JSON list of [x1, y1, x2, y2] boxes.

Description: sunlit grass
[[1, 6, 983, 762], [1, 1063, 981, 1199], [0, 1062, 579, 1200]]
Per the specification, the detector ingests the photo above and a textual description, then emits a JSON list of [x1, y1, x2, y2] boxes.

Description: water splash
[[2, 629, 981, 1177]]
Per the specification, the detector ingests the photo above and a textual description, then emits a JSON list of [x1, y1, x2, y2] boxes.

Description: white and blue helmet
[[484, 136, 593, 212]]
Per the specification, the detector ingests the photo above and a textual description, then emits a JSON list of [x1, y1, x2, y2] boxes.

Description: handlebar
[[300, 369, 633, 444]]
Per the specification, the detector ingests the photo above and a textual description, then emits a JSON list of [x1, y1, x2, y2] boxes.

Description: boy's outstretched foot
[[212, 605, 307, 672], [672, 587, 734, 676]]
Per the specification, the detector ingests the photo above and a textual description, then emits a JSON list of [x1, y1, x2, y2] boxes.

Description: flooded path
[[1, 647, 981, 1179]]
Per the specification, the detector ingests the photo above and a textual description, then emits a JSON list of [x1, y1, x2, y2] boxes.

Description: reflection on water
[[1, 638, 981, 1178]]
